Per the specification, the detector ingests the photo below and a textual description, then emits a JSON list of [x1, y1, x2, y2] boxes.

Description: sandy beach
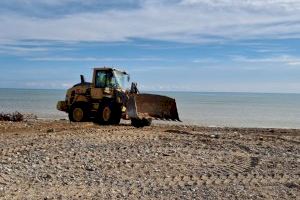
[[0, 120, 299, 199]]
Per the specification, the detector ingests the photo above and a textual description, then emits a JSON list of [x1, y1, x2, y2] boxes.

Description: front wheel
[[96, 102, 121, 125], [69, 103, 89, 122]]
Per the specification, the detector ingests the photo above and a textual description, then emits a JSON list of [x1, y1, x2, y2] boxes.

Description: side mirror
[[130, 82, 139, 94]]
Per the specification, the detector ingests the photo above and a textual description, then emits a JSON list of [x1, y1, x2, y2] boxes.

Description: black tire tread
[[68, 102, 89, 122]]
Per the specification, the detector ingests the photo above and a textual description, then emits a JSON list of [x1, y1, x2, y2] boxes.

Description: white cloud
[[0, 46, 49, 56], [0, 0, 300, 44], [193, 58, 220, 63], [232, 55, 300, 66], [24, 81, 73, 89], [180, 0, 300, 10], [0, 0, 139, 7], [27, 56, 164, 62]]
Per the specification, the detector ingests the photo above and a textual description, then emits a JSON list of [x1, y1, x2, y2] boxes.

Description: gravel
[[0, 120, 299, 199]]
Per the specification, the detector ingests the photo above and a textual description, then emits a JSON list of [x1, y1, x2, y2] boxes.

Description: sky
[[0, 0, 300, 93]]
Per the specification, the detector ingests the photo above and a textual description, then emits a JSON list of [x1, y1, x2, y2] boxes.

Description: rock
[[47, 128, 54, 133], [210, 134, 220, 139], [123, 159, 130, 164], [85, 166, 95, 171], [43, 174, 52, 181]]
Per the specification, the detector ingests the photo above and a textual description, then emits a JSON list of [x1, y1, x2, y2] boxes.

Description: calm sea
[[0, 88, 300, 128]]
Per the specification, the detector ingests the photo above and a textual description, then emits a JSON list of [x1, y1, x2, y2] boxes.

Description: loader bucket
[[127, 93, 181, 121]]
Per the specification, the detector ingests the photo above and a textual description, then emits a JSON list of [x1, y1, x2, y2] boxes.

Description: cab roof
[[93, 67, 128, 75]]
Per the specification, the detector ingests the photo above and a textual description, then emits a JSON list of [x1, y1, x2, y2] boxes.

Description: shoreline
[[18, 116, 300, 131]]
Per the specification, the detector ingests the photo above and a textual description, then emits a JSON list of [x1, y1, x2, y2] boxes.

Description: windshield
[[113, 70, 129, 89]]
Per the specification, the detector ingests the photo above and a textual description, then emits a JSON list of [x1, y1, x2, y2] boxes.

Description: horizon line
[[0, 87, 299, 95]]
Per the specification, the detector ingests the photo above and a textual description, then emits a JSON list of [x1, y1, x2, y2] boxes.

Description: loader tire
[[96, 102, 121, 125], [97, 103, 113, 125], [111, 105, 122, 125], [69, 103, 89, 122]]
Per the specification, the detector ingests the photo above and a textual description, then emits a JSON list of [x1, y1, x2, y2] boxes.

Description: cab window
[[95, 71, 107, 88], [95, 70, 118, 88]]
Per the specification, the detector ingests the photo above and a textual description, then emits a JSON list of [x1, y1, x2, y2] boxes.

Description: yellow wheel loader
[[57, 67, 180, 127]]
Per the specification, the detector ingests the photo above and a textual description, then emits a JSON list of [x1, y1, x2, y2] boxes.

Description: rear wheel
[[69, 103, 89, 122]]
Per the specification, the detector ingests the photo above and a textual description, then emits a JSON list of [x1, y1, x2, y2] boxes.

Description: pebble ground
[[0, 120, 299, 199]]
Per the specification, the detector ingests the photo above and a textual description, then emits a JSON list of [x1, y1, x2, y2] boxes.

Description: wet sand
[[0, 120, 299, 199]]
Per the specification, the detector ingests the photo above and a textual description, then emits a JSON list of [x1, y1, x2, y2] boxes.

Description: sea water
[[0, 89, 67, 119], [0, 88, 300, 128], [155, 91, 300, 128]]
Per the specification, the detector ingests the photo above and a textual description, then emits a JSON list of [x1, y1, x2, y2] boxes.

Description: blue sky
[[0, 0, 300, 93]]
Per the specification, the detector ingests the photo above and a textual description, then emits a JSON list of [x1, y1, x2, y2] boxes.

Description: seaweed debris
[[0, 112, 24, 122]]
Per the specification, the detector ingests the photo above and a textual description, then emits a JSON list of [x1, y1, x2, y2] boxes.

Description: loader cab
[[93, 68, 129, 90]]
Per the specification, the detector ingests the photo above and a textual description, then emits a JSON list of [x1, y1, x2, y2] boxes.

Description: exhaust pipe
[[80, 75, 85, 84]]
